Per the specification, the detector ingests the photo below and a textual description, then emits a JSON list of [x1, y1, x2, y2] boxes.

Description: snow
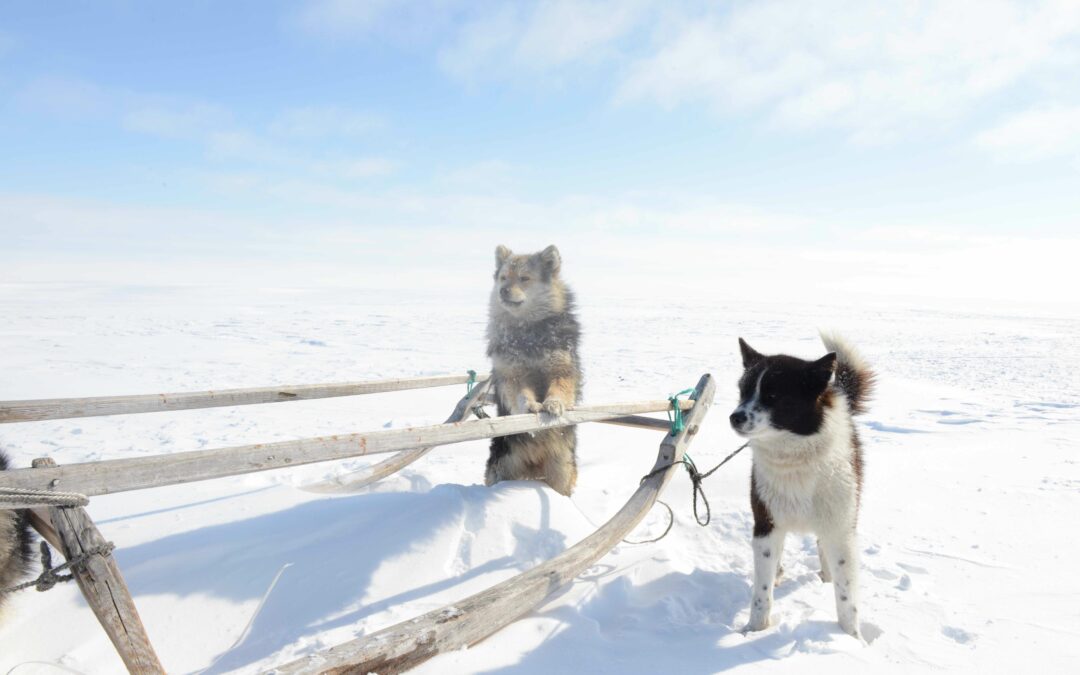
[[1, 282, 1078, 674]]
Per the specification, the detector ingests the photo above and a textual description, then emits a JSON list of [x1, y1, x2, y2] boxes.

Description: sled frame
[[0, 372, 712, 674]]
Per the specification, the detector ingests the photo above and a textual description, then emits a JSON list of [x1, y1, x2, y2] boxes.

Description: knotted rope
[[666, 388, 696, 435], [0, 540, 115, 596], [625, 441, 751, 544]]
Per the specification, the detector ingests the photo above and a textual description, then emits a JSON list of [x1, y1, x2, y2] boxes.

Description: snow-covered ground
[[1, 282, 1078, 674]]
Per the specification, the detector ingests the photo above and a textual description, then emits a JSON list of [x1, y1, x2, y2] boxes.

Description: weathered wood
[[479, 395, 667, 432], [25, 508, 62, 552], [0, 399, 693, 498], [34, 458, 164, 674], [0, 373, 485, 423], [272, 374, 715, 675], [301, 378, 493, 494], [598, 415, 671, 431]]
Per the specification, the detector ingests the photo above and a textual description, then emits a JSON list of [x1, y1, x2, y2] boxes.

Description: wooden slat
[[598, 415, 671, 431], [0, 399, 695, 497], [35, 458, 165, 674], [0, 374, 484, 423], [25, 508, 63, 552], [272, 373, 716, 675], [301, 379, 492, 494]]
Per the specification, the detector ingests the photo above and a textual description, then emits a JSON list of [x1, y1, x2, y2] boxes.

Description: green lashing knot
[[667, 387, 696, 436]]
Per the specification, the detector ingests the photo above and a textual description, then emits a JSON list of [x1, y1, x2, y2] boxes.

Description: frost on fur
[[486, 245, 583, 496]]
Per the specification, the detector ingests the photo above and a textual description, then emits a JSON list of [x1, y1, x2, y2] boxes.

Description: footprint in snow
[[941, 625, 976, 645]]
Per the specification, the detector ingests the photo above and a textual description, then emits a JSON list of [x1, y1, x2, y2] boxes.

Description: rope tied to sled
[[0, 487, 90, 509], [666, 388, 696, 436], [625, 441, 750, 544], [0, 540, 115, 596], [466, 369, 478, 395]]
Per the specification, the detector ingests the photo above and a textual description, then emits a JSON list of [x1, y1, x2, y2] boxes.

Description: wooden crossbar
[[301, 378, 493, 494], [0, 373, 484, 423], [0, 399, 693, 498]]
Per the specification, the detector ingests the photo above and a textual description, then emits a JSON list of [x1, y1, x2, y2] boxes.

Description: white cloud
[[616, 0, 1080, 143], [269, 106, 384, 139], [294, 0, 397, 37], [315, 156, 400, 179], [974, 105, 1080, 163], [291, 0, 461, 43], [289, 1, 1080, 145], [439, 0, 647, 80], [16, 76, 395, 170], [15, 76, 111, 118], [438, 159, 519, 190], [122, 102, 231, 139]]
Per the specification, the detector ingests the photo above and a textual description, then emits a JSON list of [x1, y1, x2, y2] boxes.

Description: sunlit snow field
[[1, 282, 1078, 673]]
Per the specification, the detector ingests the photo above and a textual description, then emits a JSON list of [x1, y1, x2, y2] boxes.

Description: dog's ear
[[495, 245, 512, 269], [538, 245, 561, 277], [807, 352, 837, 393], [738, 338, 764, 369]]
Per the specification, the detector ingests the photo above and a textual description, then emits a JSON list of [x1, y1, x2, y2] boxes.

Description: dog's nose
[[499, 287, 511, 300], [729, 410, 748, 428]]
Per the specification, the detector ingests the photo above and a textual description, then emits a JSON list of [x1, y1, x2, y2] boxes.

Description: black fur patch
[[750, 469, 774, 538], [852, 431, 864, 513], [738, 353, 835, 436]]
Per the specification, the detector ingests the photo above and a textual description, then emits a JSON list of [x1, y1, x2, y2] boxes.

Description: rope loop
[[627, 441, 750, 544], [466, 369, 477, 395]]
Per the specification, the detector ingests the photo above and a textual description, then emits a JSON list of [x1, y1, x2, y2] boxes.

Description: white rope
[[0, 487, 89, 509]]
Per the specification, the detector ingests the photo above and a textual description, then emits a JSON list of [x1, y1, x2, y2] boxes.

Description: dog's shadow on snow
[[475, 567, 869, 674], [117, 482, 556, 674]]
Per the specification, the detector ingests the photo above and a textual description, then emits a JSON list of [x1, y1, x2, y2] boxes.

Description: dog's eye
[[520, 276, 531, 283], [500, 275, 507, 281], [763, 391, 778, 402]]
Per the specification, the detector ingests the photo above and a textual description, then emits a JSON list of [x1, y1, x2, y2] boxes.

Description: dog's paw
[[741, 618, 771, 635], [541, 399, 567, 417], [839, 618, 864, 642]]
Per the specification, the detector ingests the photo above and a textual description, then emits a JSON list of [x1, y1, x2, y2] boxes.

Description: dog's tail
[[820, 331, 876, 416], [1, 448, 35, 607]]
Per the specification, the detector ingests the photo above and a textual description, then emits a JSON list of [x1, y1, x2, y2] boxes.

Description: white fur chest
[[751, 424, 858, 534], [753, 453, 822, 532]]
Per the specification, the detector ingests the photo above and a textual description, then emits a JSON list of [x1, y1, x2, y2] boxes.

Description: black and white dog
[[730, 333, 875, 640]]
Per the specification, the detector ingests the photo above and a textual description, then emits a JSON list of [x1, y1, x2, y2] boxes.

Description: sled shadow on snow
[[115, 481, 561, 674]]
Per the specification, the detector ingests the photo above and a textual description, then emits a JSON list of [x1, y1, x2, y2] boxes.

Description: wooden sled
[[0, 371, 715, 674]]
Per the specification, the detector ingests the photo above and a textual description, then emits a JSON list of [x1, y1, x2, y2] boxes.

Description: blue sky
[[2, 1, 1078, 306]]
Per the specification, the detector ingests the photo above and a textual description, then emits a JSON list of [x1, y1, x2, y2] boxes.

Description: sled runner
[[0, 371, 714, 674]]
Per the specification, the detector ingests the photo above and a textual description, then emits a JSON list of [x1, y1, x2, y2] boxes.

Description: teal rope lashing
[[466, 369, 477, 395], [666, 388, 696, 436]]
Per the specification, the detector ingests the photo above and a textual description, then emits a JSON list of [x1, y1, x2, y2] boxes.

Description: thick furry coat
[[730, 332, 876, 640], [485, 244, 583, 496], [1, 448, 34, 611]]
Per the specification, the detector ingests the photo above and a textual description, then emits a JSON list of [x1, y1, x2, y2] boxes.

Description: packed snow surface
[[0, 283, 1078, 673]]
